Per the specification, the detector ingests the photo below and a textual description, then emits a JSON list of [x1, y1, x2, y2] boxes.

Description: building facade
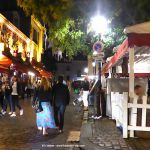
[[0, 13, 45, 63]]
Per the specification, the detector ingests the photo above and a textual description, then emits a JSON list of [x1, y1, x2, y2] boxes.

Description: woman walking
[[32, 77, 56, 135], [10, 76, 23, 117]]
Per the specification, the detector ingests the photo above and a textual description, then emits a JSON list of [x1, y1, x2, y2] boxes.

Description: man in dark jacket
[[52, 76, 70, 133]]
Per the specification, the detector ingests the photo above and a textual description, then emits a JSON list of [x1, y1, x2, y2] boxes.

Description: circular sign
[[93, 41, 103, 53]]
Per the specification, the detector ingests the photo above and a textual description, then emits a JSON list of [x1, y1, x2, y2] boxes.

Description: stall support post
[[123, 92, 128, 138], [129, 47, 135, 137]]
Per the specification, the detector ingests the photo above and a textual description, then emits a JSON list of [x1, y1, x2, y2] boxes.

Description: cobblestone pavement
[[0, 99, 83, 150], [89, 119, 133, 150], [88, 119, 150, 150], [80, 106, 150, 150]]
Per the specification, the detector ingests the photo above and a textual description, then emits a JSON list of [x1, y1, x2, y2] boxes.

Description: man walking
[[52, 76, 70, 133]]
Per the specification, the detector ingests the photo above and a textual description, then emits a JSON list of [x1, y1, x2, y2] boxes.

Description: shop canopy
[[31, 58, 52, 78], [39, 70, 52, 78], [1, 51, 52, 77], [31, 58, 43, 68], [0, 56, 12, 66], [0, 56, 11, 73], [0, 64, 9, 73], [102, 21, 150, 75]]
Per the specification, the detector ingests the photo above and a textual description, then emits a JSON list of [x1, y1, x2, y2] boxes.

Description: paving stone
[[112, 141, 119, 145], [93, 141, 100, 144], [122, 148, 130, 150], [113, 145, 121, 149], [99, 143, 105, 147], [105, 142, 112, 147], [108, 147, 113, 149]]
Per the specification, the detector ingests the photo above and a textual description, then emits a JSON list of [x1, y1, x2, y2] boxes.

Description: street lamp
[[91, 15, 109, 35]]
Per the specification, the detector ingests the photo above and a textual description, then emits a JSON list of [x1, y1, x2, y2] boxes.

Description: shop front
[[0, 13, 52, 83]]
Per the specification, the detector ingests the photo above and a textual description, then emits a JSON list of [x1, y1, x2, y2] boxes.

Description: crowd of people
[[0, 73, 105, 135], [0, 74, 70, 136], [0, 75, 24, 117]]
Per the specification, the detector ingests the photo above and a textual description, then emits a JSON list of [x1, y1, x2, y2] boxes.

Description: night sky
[[0, 0, 18, 11]]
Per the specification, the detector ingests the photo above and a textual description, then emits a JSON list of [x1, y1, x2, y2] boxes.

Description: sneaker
[[43, 129, 48, 135], [94, 116, 102, 120], [20, 109, 23, 116], [97, 116, 102, 119], [38, 127, 42, 131], [73, 101, 76, 106], [43, 132, 48, 136], [59, 130, 63, 133], [9, 112, 12, 115], [2, 111, 6, 115], [10, 113, 16, 117]]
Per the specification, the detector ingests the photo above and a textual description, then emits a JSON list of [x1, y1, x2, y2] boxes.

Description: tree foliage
[[17, 0, 73, 26], [17, 0, 150, 58], [48, 18, 90, 58]]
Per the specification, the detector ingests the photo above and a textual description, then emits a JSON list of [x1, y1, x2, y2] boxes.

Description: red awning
[[102, 39, 129, 74], [0, 65, 9, 73], [31, 58, 43, 68], [102, 33, 150, 75], [15, 64, 28, 73], [31, 58, 52, 77], [128, 33, 150, 47], [39, 70, 52, 77], [0, 56, 12, 66]]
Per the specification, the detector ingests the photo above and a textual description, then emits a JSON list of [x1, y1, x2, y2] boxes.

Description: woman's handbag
[[34, 98, 43, 113]]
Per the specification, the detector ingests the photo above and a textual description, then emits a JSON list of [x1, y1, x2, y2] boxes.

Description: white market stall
[[102, 21, 150, 138]]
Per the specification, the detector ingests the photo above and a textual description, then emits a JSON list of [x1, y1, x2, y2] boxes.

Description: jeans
[[96, 91, 106, 117], [0, 95, 4, 110], [88, 95, 94, 106], [3, 95, 12, 112], [11, 95, 22, 112], [54, 105, 66, 130]]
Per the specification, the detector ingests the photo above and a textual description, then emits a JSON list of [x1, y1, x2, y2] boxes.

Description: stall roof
[[102, 22, 150, 75], [124, 21, 150, 34]]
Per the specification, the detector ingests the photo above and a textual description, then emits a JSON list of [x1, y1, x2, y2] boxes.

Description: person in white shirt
[[10, 76, 23, 117]]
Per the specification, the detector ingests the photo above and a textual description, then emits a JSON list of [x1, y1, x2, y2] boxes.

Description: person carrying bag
[[32, 77, 56, 135]]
